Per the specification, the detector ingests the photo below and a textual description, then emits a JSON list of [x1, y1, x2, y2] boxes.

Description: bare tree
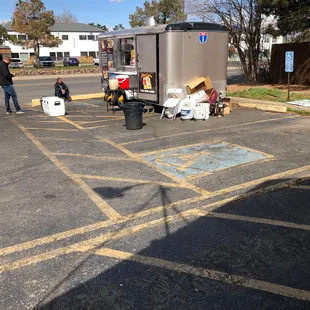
[[186, 0, 264, 82], [55, 9, 78, 24]]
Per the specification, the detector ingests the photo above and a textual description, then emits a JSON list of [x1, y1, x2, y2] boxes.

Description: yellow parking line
[[0, 210, 194, 272], [78, 118, 124, 125], [25, 128, 78, 131], [290, 185, 310, 190], [189, 158, 275, 180], [76, 174, 194, 189], [0, 219, 116, 256], [53, 153, 134, 161], [210, 164, 310, 197], [223, 141, 274, 159], [2, 174, 309, 258], [95, 248, 310, 301], [126, 173, 310, 220], [119, 115, 299, 146], [16, 114, 49, 119], [96, 136, 208, 195], [57, 116, 84, 130], [208, 211, 310, 231], [1, 137, 309, 259], [20, 120, 63, 123], [64, 115, 120, 118], [86, 125, 109, 129], [38, 137, 88, 142], [11, 119, 121, 220], [139, 140, 222, 156]]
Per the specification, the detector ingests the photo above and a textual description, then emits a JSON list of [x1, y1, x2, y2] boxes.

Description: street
[[13, 75, 101, 105], [1, 100, 310, 309]]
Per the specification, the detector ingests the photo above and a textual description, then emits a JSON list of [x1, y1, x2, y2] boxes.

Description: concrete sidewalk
[[231, 96, 310, 114]]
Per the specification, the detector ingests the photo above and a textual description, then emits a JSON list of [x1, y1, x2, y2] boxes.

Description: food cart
[[98, 22, 229, 106]]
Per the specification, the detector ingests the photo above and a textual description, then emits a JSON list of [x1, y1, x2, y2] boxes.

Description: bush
[[78, 56, 94, 64]]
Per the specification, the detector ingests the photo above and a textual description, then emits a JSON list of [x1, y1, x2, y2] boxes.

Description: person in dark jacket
[[54, 78, 70, 101], [0, 56, 24, 114]]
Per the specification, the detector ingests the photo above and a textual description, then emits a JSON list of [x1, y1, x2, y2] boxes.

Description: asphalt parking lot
[[1, 100, 310, 309]]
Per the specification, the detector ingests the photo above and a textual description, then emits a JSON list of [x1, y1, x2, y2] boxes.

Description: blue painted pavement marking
[[142, 143, 269, 179]]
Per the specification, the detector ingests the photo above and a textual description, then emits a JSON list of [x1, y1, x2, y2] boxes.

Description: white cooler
[[42, 97, 65, 117]]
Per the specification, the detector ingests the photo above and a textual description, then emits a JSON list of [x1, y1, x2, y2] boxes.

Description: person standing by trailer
[[54, 78, 70, 101], [0, 56, 25, 115]]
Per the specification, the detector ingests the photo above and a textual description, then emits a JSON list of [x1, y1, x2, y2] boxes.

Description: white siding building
[[3, 22, 102, 61]]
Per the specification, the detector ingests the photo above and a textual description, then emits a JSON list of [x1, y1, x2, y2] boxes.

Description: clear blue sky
[[0, 0, 146, 28]]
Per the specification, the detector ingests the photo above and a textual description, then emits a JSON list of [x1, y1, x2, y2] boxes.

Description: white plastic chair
[[160, 88, 183, 120]]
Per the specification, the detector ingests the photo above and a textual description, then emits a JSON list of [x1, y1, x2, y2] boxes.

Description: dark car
[[63, 57, 79, 67], [34, 56, 55, 67]]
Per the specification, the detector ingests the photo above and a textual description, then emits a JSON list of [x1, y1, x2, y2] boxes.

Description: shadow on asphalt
[[36, 178, 310, 309]]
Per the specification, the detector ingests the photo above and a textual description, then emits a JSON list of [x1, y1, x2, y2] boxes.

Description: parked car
[[9, 58, 24, 68], [63, 57, 79, 67], [34, 56, 55, 67], [93, 58, 99, 66]]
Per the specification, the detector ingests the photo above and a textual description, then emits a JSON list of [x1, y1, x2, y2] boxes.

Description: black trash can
[[122, 102, 145, 130]]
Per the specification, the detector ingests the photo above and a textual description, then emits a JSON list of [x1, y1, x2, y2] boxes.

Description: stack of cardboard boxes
[[185, 76, 232, 115]]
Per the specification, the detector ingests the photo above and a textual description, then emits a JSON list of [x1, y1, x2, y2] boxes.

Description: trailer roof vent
[[145, 16, 156, 26]]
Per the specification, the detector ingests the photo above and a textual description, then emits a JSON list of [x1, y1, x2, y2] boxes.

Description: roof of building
[[4, 22, 102, 33]]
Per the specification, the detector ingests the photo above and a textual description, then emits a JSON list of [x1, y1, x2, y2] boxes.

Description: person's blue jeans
[[2, 85, 21, 112], [55, 89, 70, 101]]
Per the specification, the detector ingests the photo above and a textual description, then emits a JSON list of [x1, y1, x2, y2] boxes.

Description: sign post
[[285, 51, 294, 101]]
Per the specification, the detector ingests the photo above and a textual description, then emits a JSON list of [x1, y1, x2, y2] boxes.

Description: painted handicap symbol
[[142, 143, 272, 180]]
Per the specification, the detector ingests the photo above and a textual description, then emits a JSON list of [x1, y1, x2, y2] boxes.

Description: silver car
[[9, 58, 24, 68]]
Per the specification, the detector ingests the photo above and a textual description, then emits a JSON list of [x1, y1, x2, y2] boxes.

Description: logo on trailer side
[[199, 32, 208, 44]]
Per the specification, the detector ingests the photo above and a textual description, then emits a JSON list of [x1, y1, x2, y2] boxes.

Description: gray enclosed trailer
[[98, 22, 229, 105]]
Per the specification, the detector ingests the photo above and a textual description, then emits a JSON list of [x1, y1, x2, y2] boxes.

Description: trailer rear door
[[136, 35, 157, 101]]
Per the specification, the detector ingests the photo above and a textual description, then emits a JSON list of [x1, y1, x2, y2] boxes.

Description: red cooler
[[117, 75, 130, 89]]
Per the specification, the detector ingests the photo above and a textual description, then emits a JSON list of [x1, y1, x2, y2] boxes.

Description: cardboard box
[[186, 76, 213, 94], [191, 90, 207, 103], [206, 88, 219, 104], [222, 97, 232, 115]]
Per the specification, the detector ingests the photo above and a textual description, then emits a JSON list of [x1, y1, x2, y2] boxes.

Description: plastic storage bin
[[42, 97, 65, 117]]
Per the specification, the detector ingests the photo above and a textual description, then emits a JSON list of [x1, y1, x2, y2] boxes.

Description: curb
[[230, 97, 288, 113], [31, 93, 104, 107]]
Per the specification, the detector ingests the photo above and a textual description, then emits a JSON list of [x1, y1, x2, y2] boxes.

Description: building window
[[89, 51, 96, 58], [18, 35, 27, 40], [11, 53, 19, 58], [49, 52, 56, 60], [62, 35, 69, 40], [88, 35, 95, 40], [64, 52, 70, 57], [20, 53, 28, 61], [8, 35, 17, 40], [30, 52, 35, 57], [80, 51, 88, 57], [79, 35, 87, 40], [57, 52, 63, 60]]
